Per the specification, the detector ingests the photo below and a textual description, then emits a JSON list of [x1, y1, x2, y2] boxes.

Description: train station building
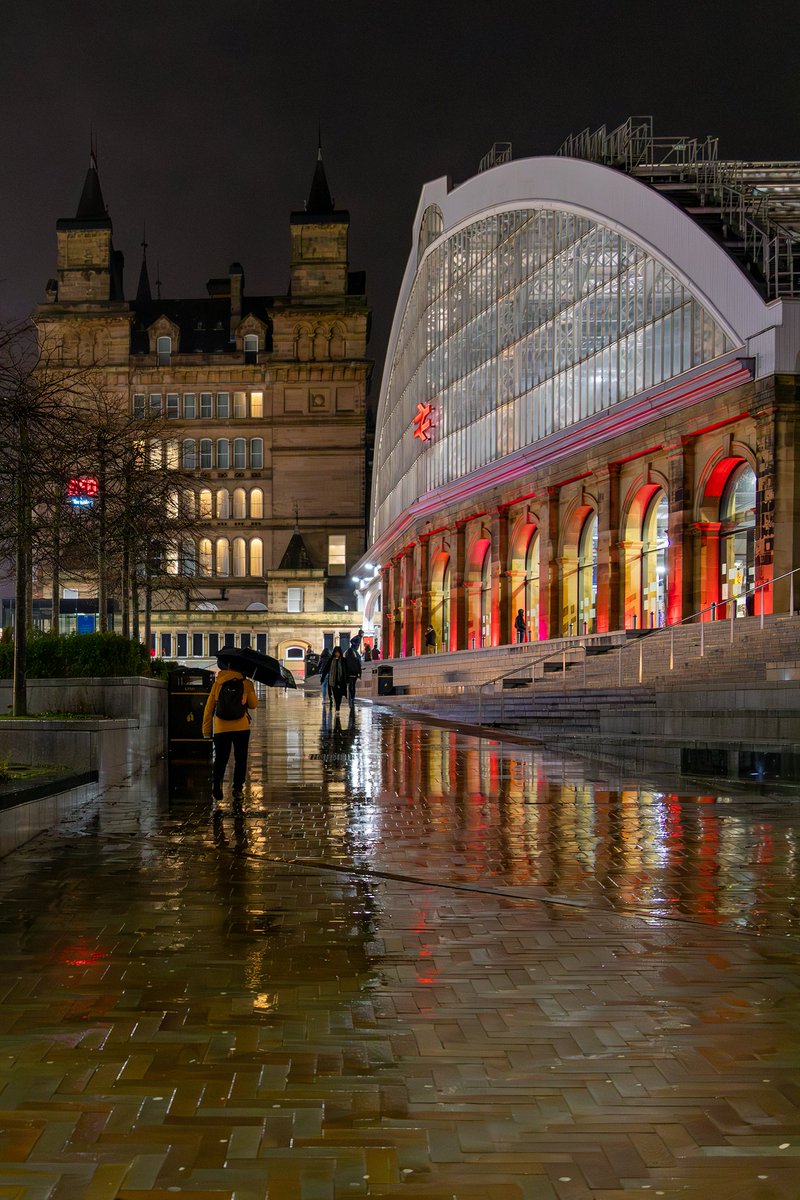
[[360, 118, 800, 657]]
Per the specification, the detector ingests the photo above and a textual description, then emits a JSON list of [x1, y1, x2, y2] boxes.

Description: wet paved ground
[[1, 694, 800, 1199]]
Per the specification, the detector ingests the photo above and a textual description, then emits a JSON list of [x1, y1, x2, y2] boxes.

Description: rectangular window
[[240, 632, 251, 649], [233, 438, 246, 468], [223, 632, 235, 648], [199, 440, 213, 469], [133, 393, 145, 418], [166, 393, 180, 419], [250, 438, 264, 469], [200, 392, 213, 419], [150, 634, 157, 656], [339, 632, 351, 651], [323, 631, 334, 652], [183, 392, 197, 418], [233, 391, 247, 418], [176, 632, 188, 657], [287, 587, 304, 613], [149, 393, 162, 417], [192, 632, 204, 657], [216, 438, 230, 469], [328, 534, 347, 576], [256, 633, 268, 654], [250, 391, 264, 418], [160, 633, 172, 658], [208, 633, 220, 656], [216, 392, 230, 419]]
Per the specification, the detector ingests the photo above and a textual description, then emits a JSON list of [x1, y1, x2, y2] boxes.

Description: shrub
[[0, 632, 153, 679]]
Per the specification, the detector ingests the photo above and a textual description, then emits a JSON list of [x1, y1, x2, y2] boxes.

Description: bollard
[[638, 638, 643, 684], [670, 627, 674, 670]]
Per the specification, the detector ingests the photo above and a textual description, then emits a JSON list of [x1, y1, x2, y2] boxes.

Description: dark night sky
[[2, 1, 799, 400]]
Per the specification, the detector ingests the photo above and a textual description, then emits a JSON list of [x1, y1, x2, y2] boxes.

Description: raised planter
[[0, 770, 99, 858]]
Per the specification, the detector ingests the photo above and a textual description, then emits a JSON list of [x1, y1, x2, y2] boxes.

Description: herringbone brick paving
[[0, 694, 799, 1198]]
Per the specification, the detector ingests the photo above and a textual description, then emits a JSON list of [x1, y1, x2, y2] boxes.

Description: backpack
[[216, 676, 247, 721]]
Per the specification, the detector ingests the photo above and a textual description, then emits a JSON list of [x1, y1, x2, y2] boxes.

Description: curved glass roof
[[372, 207, 736, 542]]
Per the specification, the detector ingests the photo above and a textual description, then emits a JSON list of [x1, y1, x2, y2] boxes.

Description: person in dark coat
[[321, 646, 348, 713], [363, 644, 373, 662], [344, 644, 362, 710], [424, 624, 436, 653], [317, 647, 332, 706], [514, 609, 527, 643]]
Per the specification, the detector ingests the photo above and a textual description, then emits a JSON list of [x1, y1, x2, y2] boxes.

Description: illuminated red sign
[[67, 477, 99, 507], [412, 402, 434, 441]]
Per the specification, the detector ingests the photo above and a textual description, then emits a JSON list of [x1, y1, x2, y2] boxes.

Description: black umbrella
[[217, 647, 296, 689]]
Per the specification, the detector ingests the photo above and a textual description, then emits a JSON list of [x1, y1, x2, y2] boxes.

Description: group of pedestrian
[[317, 631, 366, 714]]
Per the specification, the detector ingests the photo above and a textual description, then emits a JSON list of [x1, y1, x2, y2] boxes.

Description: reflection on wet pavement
[[0, 692, 799, 1199]]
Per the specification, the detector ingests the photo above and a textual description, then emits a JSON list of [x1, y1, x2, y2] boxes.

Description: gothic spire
[[305, 132, 335, 214], [76, 145, 107, 221], [136, 224, 152, 304]]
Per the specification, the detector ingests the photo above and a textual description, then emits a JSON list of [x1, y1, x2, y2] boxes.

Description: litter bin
[[376, 664, 394, 696], [168, 667, 214, 758]]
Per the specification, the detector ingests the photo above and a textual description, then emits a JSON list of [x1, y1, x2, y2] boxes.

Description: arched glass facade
[[373, 208, 734, 541]]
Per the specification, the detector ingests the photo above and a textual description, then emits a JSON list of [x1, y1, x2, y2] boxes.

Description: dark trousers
[[213, 729, 251, 792], [347, 677, 358, 708], [331, 684, 347, 712]]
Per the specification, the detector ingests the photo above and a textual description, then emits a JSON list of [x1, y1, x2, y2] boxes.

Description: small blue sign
[[76, 615, 96, 634]]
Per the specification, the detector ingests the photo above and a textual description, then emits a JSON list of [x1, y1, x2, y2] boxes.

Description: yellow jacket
[[202, 669, 258, 737]]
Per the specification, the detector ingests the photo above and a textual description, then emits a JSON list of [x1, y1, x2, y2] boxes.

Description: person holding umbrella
[[203, 652, 259, 804]]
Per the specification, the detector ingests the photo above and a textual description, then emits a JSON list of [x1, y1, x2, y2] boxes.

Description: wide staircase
[[365, 615, 800, 778]]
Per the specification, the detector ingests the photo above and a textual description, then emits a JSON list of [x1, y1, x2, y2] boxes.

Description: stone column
[[448, 522, 467, 651], [752, 378, 800, 613], [418, 534, 431, 651], [491, 507, 511, 645], [665, 438, 695, 624], [380, 565, 391, 657], [618, 541, 643, 629], [391, 557, 402, 658], [694, 522, 722, 617], [594, 463, 621, 632], [538, 486, 561, 639]]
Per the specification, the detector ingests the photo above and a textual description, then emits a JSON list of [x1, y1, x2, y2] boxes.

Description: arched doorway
[[641, 492, 668, 628], [430, 553, 451, 651], [578, 513, 598, 635], [524, 531, 539, 641], [720, 464, 756, 616], [480, 546, 491, 646]]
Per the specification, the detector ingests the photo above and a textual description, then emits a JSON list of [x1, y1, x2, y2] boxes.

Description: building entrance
[[720, 465, 756, 616]]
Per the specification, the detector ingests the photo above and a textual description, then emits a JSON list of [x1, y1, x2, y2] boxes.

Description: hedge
[[0, 632, 155, 679]]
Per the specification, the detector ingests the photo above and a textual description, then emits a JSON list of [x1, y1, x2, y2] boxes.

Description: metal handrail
[[475, 637, 597, 724]]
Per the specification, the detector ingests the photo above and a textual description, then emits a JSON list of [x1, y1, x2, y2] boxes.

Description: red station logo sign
[[412, 402, 434, 442], [67, 477, 99, 507]]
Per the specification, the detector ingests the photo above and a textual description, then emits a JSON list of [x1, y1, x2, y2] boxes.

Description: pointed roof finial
[[136, 221, 151, 304], [306, 130, 335, 214], [76, 130, 107, 221], [155, 261, 162, 300]]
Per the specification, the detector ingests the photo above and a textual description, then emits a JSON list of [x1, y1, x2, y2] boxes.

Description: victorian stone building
[[33, 147, 371, 671]]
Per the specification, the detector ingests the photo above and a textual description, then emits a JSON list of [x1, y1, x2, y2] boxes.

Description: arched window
[[199, 438, 213, 469], [480, 546, 491, 646], [285, 646, 304, 660], [232, 537, 247, 576], [165, 542, 179, 575], [216, 438, 230, 469], [182, 489, 195, 517], [198, 538, 213, 575], [249, 488, 264, 518], [233, 488, 247, 519], [165, 439, 179, 469], [233, 437, 246, 468], [216, 537, 230, 576], [166, 490, 179, 519], [181, 539, 196, 576], [243, 333, 258, 364], [250, 438, 264, 469], [157, 335, 171, 366], [216, 489, 230, 519], [250, 537, 263, 576], [721, 464, 756, 616], [181, 438, 196, 469], [198, 489, 213, 518], [525, 531, 539, 642], [578, 513, 598, 635], [641, 492, 668, 628]]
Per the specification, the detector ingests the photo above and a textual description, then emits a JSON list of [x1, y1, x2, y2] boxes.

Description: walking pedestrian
[[317, 647, 331, 706], [203, 656, 258, 804], [363, 644, 373, 663], [424, 624, 436, 653], [344, 642, 362, 710], [514, 608, 527, 643], [321, 645, 348, 713]]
